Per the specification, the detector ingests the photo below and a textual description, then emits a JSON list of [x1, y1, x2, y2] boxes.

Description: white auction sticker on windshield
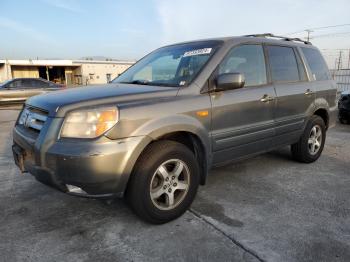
[[183, 48, 212, 57]]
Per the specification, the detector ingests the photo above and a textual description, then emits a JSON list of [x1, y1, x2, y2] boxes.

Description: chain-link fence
[[331, 69, 350, 92]]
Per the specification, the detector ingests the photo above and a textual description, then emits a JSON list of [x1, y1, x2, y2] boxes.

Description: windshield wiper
[[120, 80, 176, 87], [121, 80, 151, 85]]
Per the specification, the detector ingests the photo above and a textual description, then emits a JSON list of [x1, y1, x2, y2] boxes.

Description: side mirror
[[215, 73, 245, 91]]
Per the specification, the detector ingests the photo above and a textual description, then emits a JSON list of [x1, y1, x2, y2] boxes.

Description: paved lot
[[0, 107, 349, 262]]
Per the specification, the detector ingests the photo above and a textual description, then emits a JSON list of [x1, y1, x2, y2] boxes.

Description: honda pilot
[[12, 34, 337, 223]]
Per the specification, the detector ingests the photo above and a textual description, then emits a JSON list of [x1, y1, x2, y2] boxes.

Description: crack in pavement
[[189, 208, 266, 262]]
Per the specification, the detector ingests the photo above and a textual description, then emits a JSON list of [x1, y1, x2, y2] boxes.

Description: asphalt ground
[[0, 107, 349, 262]]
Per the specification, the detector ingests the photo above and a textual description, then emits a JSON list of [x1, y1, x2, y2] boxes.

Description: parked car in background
[[338, 91, 350, 124], [12, 34, 337, 224], [0, 78, 64, 105]]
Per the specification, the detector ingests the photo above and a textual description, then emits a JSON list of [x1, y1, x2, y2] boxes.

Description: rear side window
[[301, 48, 330, 81], [267, 46, 300, 82], [219, 45, 267, 87], [21, 79, 35, 88], [33, 79, 49, 88]]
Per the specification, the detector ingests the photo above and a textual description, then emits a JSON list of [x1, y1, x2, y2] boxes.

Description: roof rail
[[244, 33, 312, 45]]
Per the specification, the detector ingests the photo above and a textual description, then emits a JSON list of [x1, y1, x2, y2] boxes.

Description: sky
[[1, 0, 350, 66]]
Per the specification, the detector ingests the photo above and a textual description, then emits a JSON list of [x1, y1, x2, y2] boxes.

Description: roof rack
[[244, 33, 312, 45]]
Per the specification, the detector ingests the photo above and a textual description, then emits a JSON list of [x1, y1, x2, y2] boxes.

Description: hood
[[26, 83, 178, 117]]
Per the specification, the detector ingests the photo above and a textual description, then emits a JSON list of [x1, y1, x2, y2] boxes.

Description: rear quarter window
[[33, 79, 50, 88], [301, 48, 331, 81]]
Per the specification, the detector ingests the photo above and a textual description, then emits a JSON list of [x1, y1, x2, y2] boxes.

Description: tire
[[291, 115, 326, 163], [126, 140, 200, 224]]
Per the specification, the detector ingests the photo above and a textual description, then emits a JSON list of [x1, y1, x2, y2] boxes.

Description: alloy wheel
[[308, 124, 322, 155], [150, 159, 190, 210]]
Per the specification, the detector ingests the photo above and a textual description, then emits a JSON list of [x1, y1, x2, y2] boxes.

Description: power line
[[311, 31, 350, 39], [307, 23, 350, 31], [285, 23, 350, 36], [321, 48, 350, 51]]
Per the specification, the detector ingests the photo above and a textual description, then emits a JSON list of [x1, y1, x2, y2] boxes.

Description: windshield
[[114, 41, 222, 87], [0, 79, 12, 87]]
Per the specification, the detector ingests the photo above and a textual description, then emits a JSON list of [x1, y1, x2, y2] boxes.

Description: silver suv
[[12, 34, 337, 223]]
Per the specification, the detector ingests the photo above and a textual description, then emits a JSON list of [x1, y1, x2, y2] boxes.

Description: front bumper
[[13, 125, 151, 198]]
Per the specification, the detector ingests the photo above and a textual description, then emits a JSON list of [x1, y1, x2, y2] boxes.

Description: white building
[[0, 59, 135, 85]]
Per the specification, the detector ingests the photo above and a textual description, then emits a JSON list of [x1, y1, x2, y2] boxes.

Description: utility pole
[[337, 51, 342, 70], [46, 66, 50, 80], [305, 29, 313, 41], [334, 58, 339, 71], [348, 49, 350, 69]]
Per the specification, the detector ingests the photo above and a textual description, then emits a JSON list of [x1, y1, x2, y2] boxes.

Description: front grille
[[18, 106, 48, 134]]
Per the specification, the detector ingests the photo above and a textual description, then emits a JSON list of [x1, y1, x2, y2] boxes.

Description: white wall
[[80, 62, 132, 84], [0, 63, 11, 83], [0, 59, 134, 85]]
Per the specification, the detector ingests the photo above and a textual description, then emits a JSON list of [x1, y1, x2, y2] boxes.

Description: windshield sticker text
[[183, 48, 212, 57]]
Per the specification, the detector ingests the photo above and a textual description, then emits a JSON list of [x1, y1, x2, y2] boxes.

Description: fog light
[[66, 184, 87, 194]]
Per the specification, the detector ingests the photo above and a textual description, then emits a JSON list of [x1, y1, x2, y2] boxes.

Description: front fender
[[134, 114, 210, 146], [129, 114, 212, 165], [107, 114, 212, 193]]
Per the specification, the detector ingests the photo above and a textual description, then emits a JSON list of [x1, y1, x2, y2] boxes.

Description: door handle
[[304, 89, 314, 96], [260, 94, 275, 103]]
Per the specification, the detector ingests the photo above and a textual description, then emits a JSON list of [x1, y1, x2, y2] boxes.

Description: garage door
[[12, 66, 39, 78]]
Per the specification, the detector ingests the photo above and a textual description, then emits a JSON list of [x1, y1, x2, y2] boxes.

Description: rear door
[[210, 44, 276, 164], [265, 45, 314, 146]]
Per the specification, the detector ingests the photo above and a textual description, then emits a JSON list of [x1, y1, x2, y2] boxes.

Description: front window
[[8, 80, 23, 88], [219, 44, 267, 87], [114, 41, 222, 87]]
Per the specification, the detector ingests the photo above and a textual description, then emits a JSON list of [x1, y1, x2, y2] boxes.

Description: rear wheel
[[291, 115, 326, 163], [126, 140, 199, 224]]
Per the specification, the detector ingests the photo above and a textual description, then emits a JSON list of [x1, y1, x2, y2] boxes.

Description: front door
[[210, 44, 276, 165], [20, 79, 45, 97], [0, 79, 27, 103]]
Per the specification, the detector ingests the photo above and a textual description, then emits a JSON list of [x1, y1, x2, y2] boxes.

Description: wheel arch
[[154, 131, 209, 185], [133, 114, 212, 184], [124, 129, 210, 197], [313, 108, 329, 129]]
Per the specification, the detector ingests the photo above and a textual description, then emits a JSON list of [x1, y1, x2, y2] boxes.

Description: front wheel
[[291, 115, 326, 163], [126, 140, 200, 224]]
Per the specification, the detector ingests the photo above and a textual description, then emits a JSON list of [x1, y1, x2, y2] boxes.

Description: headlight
[[60, 106, 118, 138]]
